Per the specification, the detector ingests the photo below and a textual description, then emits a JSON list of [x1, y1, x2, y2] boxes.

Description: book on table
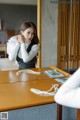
[[55, 77, 68, 84], [45, 69, 69, 83], [45, 70, 64, 78]]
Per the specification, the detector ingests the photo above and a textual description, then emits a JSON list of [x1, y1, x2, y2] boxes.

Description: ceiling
[[0, 0, 37, 5]]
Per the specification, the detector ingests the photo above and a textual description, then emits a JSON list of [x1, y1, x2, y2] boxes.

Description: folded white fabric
[[16, 69, 40, 76], [30, 84, 59, 96]]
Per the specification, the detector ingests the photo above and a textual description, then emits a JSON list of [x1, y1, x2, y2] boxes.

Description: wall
[[0, 0, 37, 5], [42, 0, 58, 67], [0, 4, 37, 43], [2, 103, 77, 120]]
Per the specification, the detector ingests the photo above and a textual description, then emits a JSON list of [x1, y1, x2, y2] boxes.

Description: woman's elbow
[[54, 94, 60, 103], [23, 58, 29, 63], [54, 93, 63, 104], [8, 56, 15, 61]]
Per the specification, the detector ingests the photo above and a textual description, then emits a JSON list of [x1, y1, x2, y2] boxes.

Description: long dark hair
[[19, 21, 39, 44]]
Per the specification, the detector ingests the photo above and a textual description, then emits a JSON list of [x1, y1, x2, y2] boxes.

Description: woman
[[7, 21, 39, 69], [55, 67, 80, 108]]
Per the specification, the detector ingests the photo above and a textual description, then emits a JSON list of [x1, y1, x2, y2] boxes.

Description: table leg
[[77, 109, 80, 120], [57, 104, 62, 120]]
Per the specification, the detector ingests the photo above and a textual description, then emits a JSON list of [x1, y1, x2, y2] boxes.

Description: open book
[[45, 70, 64, 78]]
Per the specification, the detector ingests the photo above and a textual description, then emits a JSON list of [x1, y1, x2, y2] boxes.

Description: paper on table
[[45, 70, 64, 78]]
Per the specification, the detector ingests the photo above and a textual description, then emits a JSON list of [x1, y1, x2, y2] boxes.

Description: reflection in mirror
[[0, 3, 37, 59], [9, 71, 28, 82], [0, 58, 18, 70]]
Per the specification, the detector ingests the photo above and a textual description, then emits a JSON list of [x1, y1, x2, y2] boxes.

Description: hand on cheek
[[16, 35, 25, 44]]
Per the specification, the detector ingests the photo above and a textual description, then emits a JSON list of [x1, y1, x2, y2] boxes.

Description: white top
[[7, 36, 39, 63], [55, 67, 80, 108]]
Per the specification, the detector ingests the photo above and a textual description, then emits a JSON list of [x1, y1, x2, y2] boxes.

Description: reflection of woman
[[7, 21, 39, 69], [55, 68, 80, 108], [9, 71, 28, 82]]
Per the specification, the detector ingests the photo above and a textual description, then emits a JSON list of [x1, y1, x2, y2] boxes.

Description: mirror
[[0, 0, 40, 70], [0, 3, 37, 54]]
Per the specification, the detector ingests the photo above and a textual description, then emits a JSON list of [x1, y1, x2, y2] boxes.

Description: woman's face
[[22, 27, 34, 42]]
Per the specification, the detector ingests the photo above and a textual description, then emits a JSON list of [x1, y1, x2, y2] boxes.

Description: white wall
[[42, 0, 58, 67]]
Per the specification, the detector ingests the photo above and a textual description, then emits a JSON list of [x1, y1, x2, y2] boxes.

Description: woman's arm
[[54, 68, 80, 108], [20, 43, 39, 62], [7, 36, 20, 61]]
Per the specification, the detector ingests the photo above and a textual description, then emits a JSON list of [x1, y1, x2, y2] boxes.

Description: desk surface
[[0, 66, 68, 112], [0, 68, 51, 84], [0, 79, 59, 111], [0, 66, 69, 84]]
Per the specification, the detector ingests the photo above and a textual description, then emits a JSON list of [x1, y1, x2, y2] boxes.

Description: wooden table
[[0, 78, 59, 111], [0, 66, 69, 120], [0, 66, 69, 84], [77, 109, 80, 120], [0, 68, 51, 84]]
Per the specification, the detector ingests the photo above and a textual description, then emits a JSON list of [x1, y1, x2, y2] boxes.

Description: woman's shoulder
[[8, 36, 17, 43]]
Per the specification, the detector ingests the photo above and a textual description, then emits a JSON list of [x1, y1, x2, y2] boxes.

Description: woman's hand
[[16, 35, 25, 44]]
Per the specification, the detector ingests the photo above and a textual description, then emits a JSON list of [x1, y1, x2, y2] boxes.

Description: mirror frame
[[37, 0, 42, 68]]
